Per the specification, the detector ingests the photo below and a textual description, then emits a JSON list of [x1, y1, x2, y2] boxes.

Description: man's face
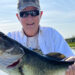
[[16, 6, 43, 37]]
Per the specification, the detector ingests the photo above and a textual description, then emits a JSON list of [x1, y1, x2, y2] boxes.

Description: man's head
[[16, 0, 43, 37]]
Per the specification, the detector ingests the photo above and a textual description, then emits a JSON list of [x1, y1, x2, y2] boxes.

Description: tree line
[[66, 37, 75, 43]]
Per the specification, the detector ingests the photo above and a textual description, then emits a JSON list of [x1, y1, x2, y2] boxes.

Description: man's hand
[[66, 64, 75, 75], [65, 56, 75, 75], [65, 56, 75, 61]]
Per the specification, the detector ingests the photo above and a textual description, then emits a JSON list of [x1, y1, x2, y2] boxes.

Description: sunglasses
[[19, 10, 40, 18]]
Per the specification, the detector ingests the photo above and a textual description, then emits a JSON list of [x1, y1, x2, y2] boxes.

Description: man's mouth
[[27, 23, 34, 26], [7, 59, 20, 68]]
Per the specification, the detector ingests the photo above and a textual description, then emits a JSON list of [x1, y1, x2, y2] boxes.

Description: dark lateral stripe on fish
[[18, 66, 24, 75]]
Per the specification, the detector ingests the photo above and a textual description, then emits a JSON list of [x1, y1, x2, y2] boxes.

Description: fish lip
[[7, 59, 21, 68]]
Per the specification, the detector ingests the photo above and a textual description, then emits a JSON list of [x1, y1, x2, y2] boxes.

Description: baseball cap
[[17, 0, 40, 12]]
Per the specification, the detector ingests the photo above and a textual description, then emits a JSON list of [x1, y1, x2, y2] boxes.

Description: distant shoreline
[[68, 42, 75, 49], [71, 47, 75, 50]]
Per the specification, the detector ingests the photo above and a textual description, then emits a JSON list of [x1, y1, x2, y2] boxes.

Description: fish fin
[[46, 52, 66, 61]]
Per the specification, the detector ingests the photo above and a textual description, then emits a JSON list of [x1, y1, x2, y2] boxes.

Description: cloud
[[40, 0, 75, 24], [41, 10, 75, 23], [40, 0, 75, 11], [0, 19, 22, 34]]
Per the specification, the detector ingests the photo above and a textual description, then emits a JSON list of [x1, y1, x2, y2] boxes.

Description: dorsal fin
[[46, 52, 66, 61]]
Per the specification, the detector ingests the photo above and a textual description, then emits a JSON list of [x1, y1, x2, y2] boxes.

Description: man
[[7, 0, 75, 75]]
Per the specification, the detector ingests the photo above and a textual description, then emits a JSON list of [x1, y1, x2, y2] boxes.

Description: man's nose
[[27, 14, 33, 18], [26, 15, 33, 21]]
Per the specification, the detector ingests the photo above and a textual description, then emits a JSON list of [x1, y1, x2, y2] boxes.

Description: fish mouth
[[0, 52, 23, 69], [7, 59, 21, 68]]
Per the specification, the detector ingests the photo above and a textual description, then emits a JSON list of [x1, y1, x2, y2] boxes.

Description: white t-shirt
[[7, 27, 75, 57], [26, 34, 40, 49]]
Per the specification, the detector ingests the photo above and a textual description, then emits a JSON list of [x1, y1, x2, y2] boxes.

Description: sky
[[0, 0, 75, 75]]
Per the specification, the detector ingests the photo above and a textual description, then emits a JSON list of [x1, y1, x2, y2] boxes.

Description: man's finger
[[65, 69, 70, 75]]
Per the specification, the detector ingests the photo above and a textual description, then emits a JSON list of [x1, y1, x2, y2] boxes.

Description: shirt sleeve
[[7, 32, 15, 39], [53, 29, 75, 57]]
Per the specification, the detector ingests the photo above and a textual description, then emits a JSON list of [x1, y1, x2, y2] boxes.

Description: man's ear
[[40, 11, 43, 18], [16, 13, 20, 21]]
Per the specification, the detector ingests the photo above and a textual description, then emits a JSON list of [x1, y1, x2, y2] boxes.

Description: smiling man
[[7, 0, 75, 75]]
